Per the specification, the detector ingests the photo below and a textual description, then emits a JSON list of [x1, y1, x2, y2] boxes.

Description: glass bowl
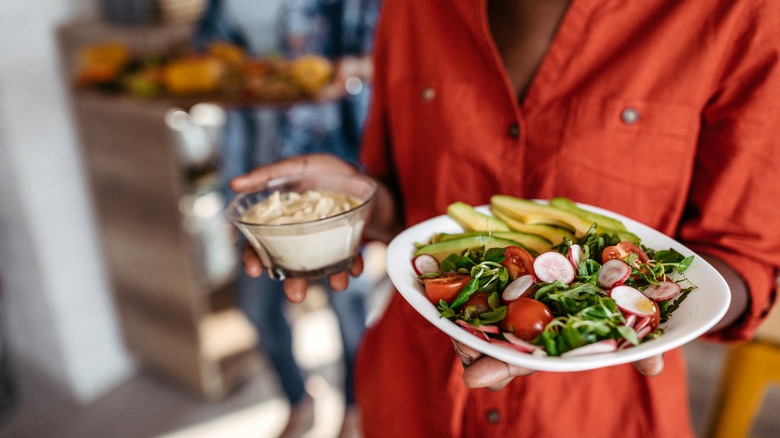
[[226, 173, 377, 280]]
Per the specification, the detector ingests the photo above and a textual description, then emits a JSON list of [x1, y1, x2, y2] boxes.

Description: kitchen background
[[0, 1, 778, 437]]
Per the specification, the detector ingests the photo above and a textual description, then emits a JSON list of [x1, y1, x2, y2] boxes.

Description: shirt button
[[422, 87, 435, 101], [621, 108, 640, 124], [508, 122, 520, 139], [486, 409, 500, 424]]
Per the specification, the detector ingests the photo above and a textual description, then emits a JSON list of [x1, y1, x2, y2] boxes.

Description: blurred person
[[195, 0, 381, 437], [230, 0, 780, 437]]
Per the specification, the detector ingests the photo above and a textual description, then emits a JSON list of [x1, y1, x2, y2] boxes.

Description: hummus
[[242, 189, 361, 224], [239, 189, 368, 276]]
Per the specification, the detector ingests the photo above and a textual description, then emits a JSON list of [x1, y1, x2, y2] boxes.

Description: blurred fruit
[[207, 41, 245, 65], [72, 41, 336, 103], [123, 66, 164, 98], [74, 42, 131, 87], [162, 55, 225, 96], [289, 55, 334, 95]]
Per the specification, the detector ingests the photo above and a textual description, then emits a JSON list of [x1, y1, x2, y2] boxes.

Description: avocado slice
[[490, 195, 592, 238], [433, 231, 551, 255], [491, 206, 575, 245], [447, 201, 511, 232], [414, 235, 523, 261], [549, 197, 627, 231], [548, 197, 640, 243]]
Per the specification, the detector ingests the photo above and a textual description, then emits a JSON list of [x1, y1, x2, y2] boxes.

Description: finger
[[241, 242, 263, 278], [283, 278, 309, 303], [633, 354, 664, 377], [453, 340, 483, 367], [462, 356, 535, 391], [452, 339, 479, 368], [229, 154, 356, 193], [328, 271, 350, 291], [229, 157, 309, 193], [349, 253, 365, 277]]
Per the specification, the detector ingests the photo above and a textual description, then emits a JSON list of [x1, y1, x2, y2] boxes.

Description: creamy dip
[[238, 189, 368, 275], [242, 189, 362, 225]]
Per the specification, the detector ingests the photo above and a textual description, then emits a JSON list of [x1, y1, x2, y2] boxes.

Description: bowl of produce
[[227, 173, 377, 280]]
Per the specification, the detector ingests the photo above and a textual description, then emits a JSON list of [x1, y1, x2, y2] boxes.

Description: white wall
[[0, 0, 287, 405], [0, 0, 135, 403]]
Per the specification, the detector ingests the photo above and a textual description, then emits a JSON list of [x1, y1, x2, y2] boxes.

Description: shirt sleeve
[[679, 7, 780, 341]]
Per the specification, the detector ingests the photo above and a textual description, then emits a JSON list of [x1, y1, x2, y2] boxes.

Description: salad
[[411, 198, 696, 357]]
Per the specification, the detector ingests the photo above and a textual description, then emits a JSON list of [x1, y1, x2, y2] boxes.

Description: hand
[[231, 154, 364, 303], [452, 340, 664, 390], [230, 153, 359, 193]]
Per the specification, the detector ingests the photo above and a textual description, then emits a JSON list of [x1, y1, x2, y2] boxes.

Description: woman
[[231, 0, 780, 436]]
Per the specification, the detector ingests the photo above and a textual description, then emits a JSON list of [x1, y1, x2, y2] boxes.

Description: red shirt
[[357, 0, 780, 437]]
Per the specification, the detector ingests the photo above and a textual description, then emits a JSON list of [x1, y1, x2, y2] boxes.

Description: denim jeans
[[235, 263, 369, 406]]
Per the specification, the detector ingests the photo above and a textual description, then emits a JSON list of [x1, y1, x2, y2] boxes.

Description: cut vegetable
[[414, 234, 521, 261], [502, 274, 535, 301], [412, 254, 440, 276], [568, 244, 585, 269], [533, 251, 575, 284], [560, 339, 618, 357], [491, 206, 576, 244], [549, 197, 627, 231], [636, 326, 652, 340], [490, 195, 592, 238], [642, 280, 681, 301], [610, 285, 657, 317], [502, 332, 547, 354], [633, 316, 652, 333], [447, 201, 511, 232], [456, 319, 500, 334], [597, 259, 632, 288]]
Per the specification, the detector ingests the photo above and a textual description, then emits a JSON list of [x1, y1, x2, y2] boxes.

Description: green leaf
[[448, 277, 479, 309]]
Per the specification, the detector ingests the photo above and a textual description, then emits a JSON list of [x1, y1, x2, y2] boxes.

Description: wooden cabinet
[[58, 19, 260, 399]]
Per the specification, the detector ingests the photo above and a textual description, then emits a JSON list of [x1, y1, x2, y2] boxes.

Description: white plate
[[385, 204, 731, 372]]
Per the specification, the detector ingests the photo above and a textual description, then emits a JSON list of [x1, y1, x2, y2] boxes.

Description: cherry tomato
[[648, 303, 661, 331], [457, 292, 491, 315], [501, 246, 535, 280], [498, 297, 554, 341], [423, 272, 471, 305], [602, 241, 650, 268]]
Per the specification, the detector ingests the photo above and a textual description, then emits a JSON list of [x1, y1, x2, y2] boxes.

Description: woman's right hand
[[229, 153, 369, 303]]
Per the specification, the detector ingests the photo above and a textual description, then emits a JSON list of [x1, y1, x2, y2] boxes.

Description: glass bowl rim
[[226, 172, 378, 228]]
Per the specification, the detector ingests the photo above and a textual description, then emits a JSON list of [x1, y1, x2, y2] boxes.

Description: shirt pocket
[[555, 96, 700, 230]]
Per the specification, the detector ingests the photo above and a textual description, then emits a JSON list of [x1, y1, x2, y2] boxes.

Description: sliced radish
[[635, 325, 652, 340], [633, 316, 652, 333], [533, 251, 575, 284], [502, 274, 535, 301], [502, 332, 547, 354], [456, 319, 500, 334], [624, 314, 637, 329], [456, 320, 489, 339], [610, 285, 657, 317], [617, 338, 633, 350], [568, 244, 585, 270], [642, 280, 681, 301], [560, 339, 618, 357], [597, 259, 632, 288], [412, 254, 440, 276]]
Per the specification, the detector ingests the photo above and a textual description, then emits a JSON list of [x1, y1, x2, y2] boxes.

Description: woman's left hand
[[452, 340, 664, 391]]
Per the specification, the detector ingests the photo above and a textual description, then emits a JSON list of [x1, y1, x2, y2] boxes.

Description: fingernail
[[453, 341, 473, 368]]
